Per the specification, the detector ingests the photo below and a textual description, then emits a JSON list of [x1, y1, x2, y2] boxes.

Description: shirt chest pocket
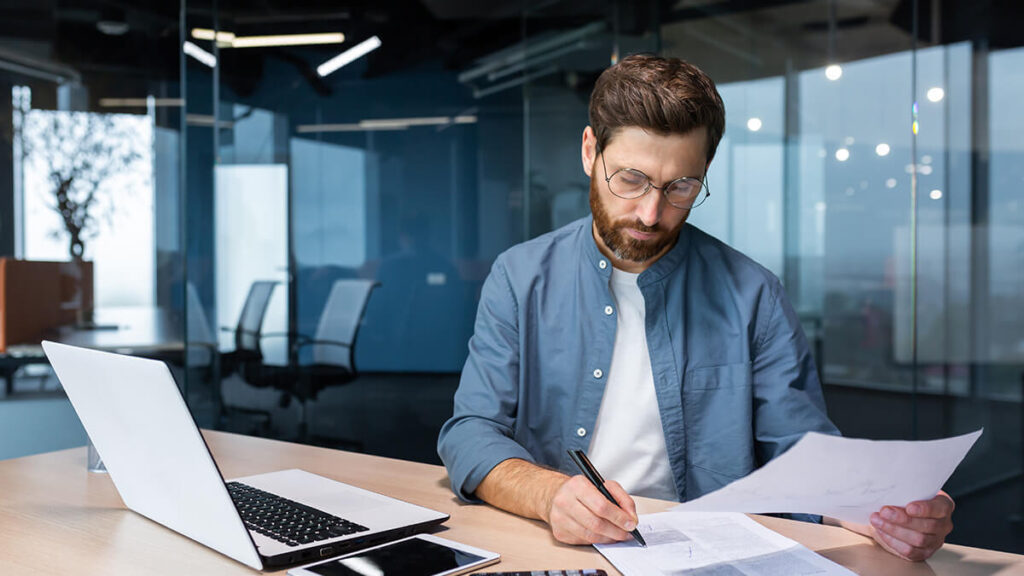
[[681, 362, 756, 484]]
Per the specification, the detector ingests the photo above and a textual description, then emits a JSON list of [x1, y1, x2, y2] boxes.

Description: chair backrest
[[311, 279, 378, 370], [235, 281, 277, 355]]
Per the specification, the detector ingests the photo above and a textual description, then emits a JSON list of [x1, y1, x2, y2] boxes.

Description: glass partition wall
[[514, 0, 1023, 553], [0, 2, 187, 457], [2, 0, 1012, 553]]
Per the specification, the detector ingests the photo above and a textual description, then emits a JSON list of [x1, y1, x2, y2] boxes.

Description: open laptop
[[42, 341, 449, 570]]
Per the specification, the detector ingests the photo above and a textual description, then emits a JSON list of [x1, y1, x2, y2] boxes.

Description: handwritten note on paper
[[674, 429, 982, 525], [595, 511, 856, 576]]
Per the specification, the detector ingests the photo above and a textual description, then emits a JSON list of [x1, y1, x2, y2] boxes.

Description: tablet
[[287, 534, 500, 576]]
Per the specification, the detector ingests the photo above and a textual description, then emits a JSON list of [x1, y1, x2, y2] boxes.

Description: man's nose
[[634, 188, 664, 228]]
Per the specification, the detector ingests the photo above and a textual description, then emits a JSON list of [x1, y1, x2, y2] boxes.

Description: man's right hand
[[474, 458, 640, 545], [543, 474, 640, 545]]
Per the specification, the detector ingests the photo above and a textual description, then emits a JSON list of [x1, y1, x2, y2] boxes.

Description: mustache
[[616, 219, 660, 234]]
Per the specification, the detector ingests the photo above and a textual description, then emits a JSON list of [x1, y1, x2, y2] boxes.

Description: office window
[[20, 107, 155, 307]]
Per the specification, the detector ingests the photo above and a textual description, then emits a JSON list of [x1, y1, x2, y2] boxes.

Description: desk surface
[[1, 431, 1021, 576]]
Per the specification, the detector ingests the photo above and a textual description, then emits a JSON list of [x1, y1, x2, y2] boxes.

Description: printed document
[[674, 429, 982, 524], [596, 511, 855, 576]]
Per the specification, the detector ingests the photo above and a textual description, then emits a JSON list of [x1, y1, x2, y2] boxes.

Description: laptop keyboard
[[227, 481, 370, 547]]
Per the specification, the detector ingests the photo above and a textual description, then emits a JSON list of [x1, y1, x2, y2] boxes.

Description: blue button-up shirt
[[438, 216, 838, 507]]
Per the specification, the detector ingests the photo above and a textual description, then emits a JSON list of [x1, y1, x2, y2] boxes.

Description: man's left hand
[[868, 491, 954, 561]]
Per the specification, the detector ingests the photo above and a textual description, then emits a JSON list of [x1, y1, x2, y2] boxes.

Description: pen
[[567, 449, 647, 548]]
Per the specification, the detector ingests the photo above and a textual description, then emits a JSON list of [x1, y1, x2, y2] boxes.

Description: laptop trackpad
[[231, 469, 387, 515]]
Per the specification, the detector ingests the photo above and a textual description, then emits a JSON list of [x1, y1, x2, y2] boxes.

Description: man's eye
[[616, 172, 647, 187], [668, 180, 699, 196]]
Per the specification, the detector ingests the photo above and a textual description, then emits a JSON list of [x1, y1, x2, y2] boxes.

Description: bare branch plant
[[20, 111, 147, 260]]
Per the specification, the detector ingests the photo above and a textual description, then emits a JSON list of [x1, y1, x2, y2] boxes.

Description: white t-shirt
[[587, 267, 678, 501]]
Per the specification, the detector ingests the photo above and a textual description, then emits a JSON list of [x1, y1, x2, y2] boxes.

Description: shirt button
[[598, 259, 607, 269], [604, 305, 613, 316], [576, 427, 587, 437], [593, 369, 603, 379]]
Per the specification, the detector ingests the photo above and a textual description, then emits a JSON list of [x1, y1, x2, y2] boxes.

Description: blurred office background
[[0, 0, 1021, 553]]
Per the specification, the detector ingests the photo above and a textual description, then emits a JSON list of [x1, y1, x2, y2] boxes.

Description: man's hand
[[473, 458, 638, 545], [544, 475, 639, 545], [867, 491, 954, 561]]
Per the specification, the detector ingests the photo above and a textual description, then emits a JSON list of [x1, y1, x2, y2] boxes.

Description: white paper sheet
[[673, 429, 982, 525], [596, 511, 856, 576]]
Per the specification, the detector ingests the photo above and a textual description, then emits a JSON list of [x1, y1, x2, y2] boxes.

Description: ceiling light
[[97, 20, 129, 36], [183, 41, 217, 68], [191, 28, 236, 44], [746, 117, 762, 132], [317, 36, 382, 77], [99, 98, 185, 107], [875, 143, 890, 157], [360, 116, 449, 129], [886, 178, 898, 188], [232, 33, 345, 48], [927, 87, 945, 102], [930, 189, 943, 200], [825, 64, 842, 81], [296, 114, 478, 133], [835, 148, 849, 162]]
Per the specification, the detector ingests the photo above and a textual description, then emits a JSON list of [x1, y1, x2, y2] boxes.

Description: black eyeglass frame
[[598, 149, 711, 210]]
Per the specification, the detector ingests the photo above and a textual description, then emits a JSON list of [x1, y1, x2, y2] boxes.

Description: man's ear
[[581, 126, 597, 178]]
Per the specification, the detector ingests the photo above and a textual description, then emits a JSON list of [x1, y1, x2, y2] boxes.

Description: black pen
[[567, 449, 647, 548]]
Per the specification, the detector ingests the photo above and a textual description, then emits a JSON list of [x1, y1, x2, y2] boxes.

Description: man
[[437, 54, 953, 561]]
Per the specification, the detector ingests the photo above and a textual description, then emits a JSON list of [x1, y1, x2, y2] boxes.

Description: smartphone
[[287, 534, 500, 576]]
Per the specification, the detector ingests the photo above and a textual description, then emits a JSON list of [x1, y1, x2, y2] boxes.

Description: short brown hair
[[589, 53, 725, 164]]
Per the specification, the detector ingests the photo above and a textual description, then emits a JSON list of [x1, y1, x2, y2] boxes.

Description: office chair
[[242, 279, 379, 444], [220, 280, 278, 376], [218, 280, 278, 433]]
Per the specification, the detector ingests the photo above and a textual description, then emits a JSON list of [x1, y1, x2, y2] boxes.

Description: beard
[[589, 170, 685, 264]]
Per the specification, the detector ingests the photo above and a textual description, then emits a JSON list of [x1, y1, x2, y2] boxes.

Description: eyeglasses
[[599, 151, 710, 210]]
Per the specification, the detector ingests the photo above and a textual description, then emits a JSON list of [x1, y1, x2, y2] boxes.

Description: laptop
[[42, 341, 449, 570]]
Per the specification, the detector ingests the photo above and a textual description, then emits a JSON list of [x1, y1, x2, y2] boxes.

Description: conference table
[[1, 306, 186, 396], [1, 431, 1022, 576]]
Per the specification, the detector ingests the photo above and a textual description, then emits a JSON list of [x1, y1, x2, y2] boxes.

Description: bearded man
[[438, 53, 954, 562]]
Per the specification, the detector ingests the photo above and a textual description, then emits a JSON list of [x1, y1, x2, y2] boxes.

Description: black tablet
[[287, 534, 500, 576]]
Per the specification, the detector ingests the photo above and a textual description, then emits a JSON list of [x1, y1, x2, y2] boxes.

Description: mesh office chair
[[244, 278, 379, 443], [221, 280, 278, 377], [218, 280, 278, 432]]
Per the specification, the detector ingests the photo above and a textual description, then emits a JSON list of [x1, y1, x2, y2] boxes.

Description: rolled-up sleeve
[[437, 255, 536, 501]]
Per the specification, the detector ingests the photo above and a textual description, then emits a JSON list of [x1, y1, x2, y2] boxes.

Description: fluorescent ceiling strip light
[[99, 97, 185, 107], [232, 33, 344, 48], [359, 116, 450, 129], [297, 123, 403, 133], [317, 35, 381, 77], [186, 114, 234, 129], [191, 28, 236, 43], [183, 41, 217, 68], [297, 115, 478, 133]]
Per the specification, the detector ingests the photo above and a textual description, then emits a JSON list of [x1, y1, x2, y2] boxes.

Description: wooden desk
[[1, 431, 1021, 576]]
